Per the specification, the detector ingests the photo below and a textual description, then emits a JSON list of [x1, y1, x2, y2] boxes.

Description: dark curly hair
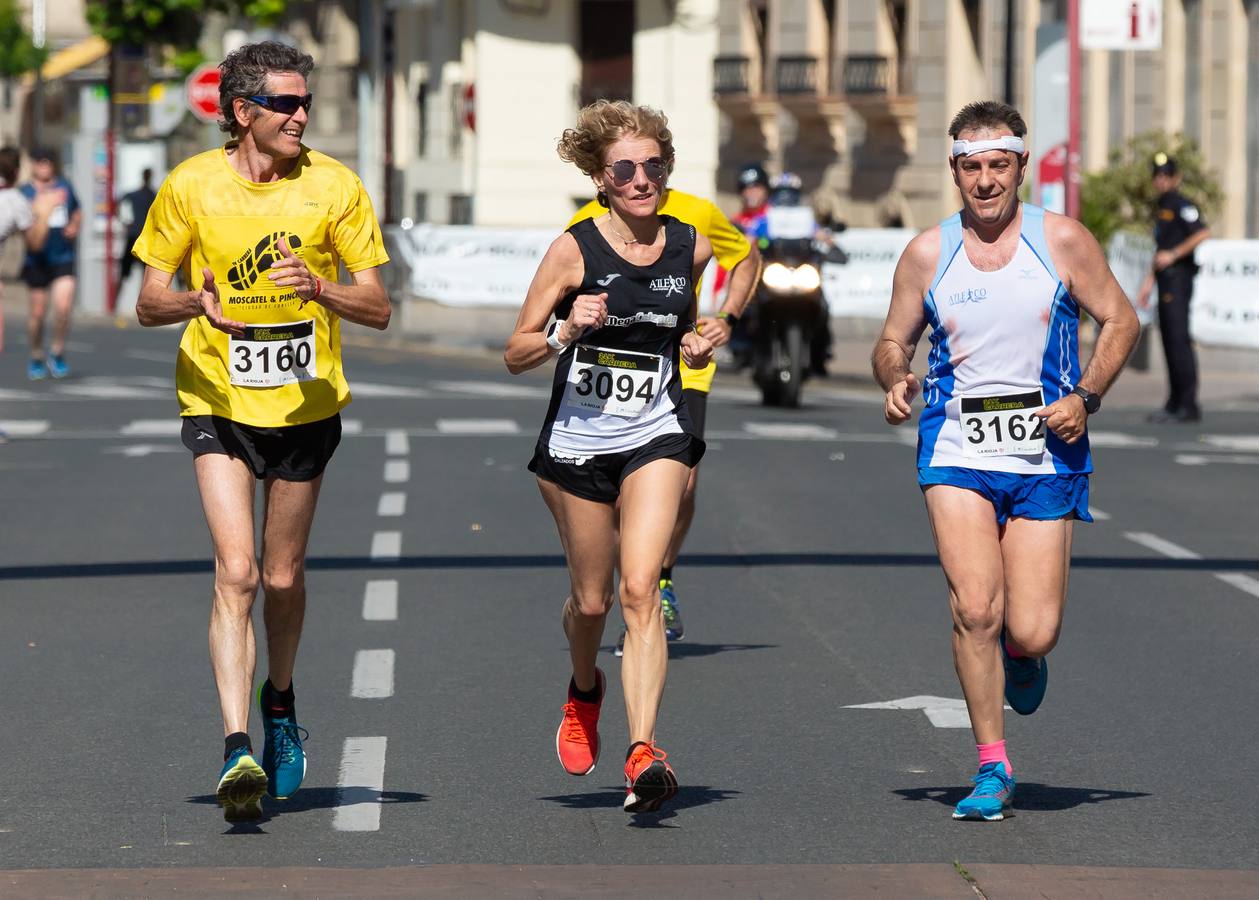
[[218, 41, 315, 138]]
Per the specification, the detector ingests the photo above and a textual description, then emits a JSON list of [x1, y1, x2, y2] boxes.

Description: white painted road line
[[362, 580, 398, 621], [124, 349, 177, 363], [743, 422, 839, 440], [1125, 531, 1259, 601], [351, 649, 396, 699], [1124, 532, 1201, 560], [1201, 435, 1259, 452], [351, 382, 431, 398], [121, 419, 183, 436], [384, 460, 410, 483], [1214, 573, 1259, 600], [1088, 431, 1159, 448], [1175, 453, 1259, 466], [436, 418, 521, 435], [377, 492, 406, 517], [370, 531, 402, 561], [0, 420, 50, 436], [332, 736, 388, 832], [385, 429, 410, 456], [1089, 506, 1111, 521], [434, 380, 549, 399], [341, 419, 363, 435]]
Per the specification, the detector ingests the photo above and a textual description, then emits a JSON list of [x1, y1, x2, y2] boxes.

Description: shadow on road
[[894, 783, 1150, 812], [5, 553, 1257, 581], [540, 784, 741, 821], [186, 787, 428, 829], [596, 641, 777, 658]]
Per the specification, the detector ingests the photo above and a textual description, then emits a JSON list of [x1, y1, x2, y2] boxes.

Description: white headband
[[951, 136, 1026, 157]]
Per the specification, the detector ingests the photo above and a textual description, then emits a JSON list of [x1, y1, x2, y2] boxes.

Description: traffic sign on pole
[[186, 63, 222, 124], [1081, 0, 1163, 50]]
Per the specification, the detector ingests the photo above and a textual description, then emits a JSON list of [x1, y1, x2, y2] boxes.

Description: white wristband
[[545, 320, 571, 351]]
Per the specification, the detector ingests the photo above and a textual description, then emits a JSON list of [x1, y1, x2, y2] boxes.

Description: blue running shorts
[[918, 466, 1092, 525]]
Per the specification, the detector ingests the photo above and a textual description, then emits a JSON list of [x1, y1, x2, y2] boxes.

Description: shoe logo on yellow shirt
[[227, 231, 304, 291]]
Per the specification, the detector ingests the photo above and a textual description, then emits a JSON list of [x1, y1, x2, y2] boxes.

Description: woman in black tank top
[[504, 101, 713, 815]]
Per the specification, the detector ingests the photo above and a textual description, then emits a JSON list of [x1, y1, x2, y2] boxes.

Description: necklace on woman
[[610, 218, 660, 247]]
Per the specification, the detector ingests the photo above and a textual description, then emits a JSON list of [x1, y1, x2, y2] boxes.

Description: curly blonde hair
[[557, 100, 676, 179]]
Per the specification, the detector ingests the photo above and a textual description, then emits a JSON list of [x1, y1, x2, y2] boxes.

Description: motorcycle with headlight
[[750, 205, 836, 407]]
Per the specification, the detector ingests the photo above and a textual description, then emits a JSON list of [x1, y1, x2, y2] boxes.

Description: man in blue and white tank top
[[873, 101, 1139, 822]]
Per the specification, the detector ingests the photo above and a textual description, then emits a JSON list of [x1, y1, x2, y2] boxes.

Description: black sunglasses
[[245, 93, 313, 115], [604, 157, 668, 186]]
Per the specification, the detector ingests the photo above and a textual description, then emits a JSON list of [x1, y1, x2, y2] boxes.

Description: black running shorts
[[529, 432, 704, 503], [20, 261, 75, 288], [181, 413, 342, 482], [682, 388, 707, 439]]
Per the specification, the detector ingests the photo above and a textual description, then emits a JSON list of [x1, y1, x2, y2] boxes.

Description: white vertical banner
[[1107, 231, 1157, 326], [1190, 241, 1259, 349]]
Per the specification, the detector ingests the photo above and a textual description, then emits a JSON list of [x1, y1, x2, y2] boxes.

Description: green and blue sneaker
[[259, 686, 309, 799], [952, 761, 1016, 821], [660, 578, 684, 641], [216, 746, 267, 823], [1002, 631, 1048, 715]]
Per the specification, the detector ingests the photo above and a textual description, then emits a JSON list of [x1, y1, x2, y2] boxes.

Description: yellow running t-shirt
[[567, 189, 751, 393], [132, 145, 389, 427]]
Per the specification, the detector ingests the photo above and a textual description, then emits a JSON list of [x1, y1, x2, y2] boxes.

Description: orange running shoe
[[555, 668, 604, 775], [623, 741, 678, 813]]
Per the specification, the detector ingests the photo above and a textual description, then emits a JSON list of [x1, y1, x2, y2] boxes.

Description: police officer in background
[[1137, 153, 1210, 423]]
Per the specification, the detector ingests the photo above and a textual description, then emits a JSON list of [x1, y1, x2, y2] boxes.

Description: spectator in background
[[20, 147, 81, 380], [1137, 153, 1210, 423], [0, 146, 62, 358], [117, 167, 158, 302]]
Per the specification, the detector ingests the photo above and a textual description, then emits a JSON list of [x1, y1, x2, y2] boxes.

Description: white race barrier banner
[[1107, 231, 1157, 327], [822, 228, 916, 318], [391, 224, 554, 308], [1191, 241, 1259, 349]]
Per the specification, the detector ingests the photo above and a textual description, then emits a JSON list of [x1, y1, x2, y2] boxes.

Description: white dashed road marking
[[436, 418, 521, 435], [0, 420, 50, 436], [384, 429, 410, 456], [1124, 531, 1259, 600], [362, 580, 398, 621], [332, 737, 388, 832], [377, 492, 406, 517], [1175, 454, 1259, 466], [121, 419, 182, 436], [1200, 435, 1259, 452], [351, 650, 396, 699], [1088, 506, 1111, 521], [370, 531, 401, 561], [384, 460, 410, 483], [743, 422, 839, 440]]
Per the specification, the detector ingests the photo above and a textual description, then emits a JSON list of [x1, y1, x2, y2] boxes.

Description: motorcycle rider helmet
[[737, 163, 769, 191], [770, 172, 803, 207]]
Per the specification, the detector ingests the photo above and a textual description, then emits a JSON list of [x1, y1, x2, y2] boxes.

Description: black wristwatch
[[716, 311, 740, 329], [1072, 385, 1101, 414]]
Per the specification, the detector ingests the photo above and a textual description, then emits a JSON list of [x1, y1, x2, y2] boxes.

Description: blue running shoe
[[1002, 631, 1048, 715], [26, 358, 47, 381], [216, 747, 267, 823], [660, 578, 684, 641], [48, 355, 69, 379], [952, 761, 1016, 821], [259, 685, 309, 799]]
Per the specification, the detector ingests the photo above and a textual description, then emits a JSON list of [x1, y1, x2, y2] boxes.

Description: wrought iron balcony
[[713, 56, 753, 95], [839, 55, 914, 96], [775, 55, 819, 95]]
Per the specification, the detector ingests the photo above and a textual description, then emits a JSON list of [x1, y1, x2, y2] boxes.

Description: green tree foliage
[[0, 0, 48, 79], [85, 0, 288, 51], [1081, 130, 1223, 248]]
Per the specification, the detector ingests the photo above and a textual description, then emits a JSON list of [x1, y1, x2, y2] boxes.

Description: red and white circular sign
[[186, 63, 222, 123]]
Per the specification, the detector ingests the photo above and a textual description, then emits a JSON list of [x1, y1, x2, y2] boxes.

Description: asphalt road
[[1, 320, 1257, 894]]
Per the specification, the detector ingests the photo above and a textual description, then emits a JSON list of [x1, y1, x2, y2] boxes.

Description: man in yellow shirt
[[568, 187, 760, 651], [133, 41, 391, 823]]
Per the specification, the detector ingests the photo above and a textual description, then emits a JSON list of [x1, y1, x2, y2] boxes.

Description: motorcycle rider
[[764, 173, 834, 376]]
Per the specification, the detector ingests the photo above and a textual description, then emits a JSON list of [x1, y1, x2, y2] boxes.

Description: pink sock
[[977, 740, 1011, 773]]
